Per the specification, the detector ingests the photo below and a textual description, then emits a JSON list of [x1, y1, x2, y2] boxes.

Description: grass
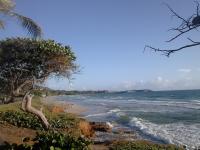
[[0, 96, 81, 133], [0, 96, 92, 149], [0, 96, 42, 112]]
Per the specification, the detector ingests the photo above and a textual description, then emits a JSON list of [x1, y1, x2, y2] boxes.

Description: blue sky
[[1, 0, 200, 91]]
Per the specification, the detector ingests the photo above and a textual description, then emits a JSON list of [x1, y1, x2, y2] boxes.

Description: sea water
[[55, 90, 200, 149]]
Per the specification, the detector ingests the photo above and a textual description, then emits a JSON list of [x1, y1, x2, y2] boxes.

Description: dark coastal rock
[[92, 131, 137, 144], [0, 138, 4, 145], [89, 122, 112, 132]]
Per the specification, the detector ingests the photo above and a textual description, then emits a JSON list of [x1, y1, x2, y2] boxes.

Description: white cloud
[[178, 69, 191, 73], [111, 75, 200, 91], [156, 76, 163, 82], [44, 71, 200, 91]]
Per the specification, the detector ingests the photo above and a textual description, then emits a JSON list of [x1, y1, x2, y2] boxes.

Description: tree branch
[[145, 42, 200, 57], [145, 1, 200, 56], [167, 25, 200, 42]]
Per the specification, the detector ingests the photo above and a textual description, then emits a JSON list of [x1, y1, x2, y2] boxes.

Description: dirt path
[[0, 123, 36, 145]]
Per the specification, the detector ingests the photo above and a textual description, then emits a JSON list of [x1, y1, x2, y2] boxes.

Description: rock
[[90, 122, 112, 132], [92, 131, 136, 144]]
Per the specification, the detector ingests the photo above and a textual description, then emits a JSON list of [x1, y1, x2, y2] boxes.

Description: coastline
[[43, 96, 141, 141], [49, 92, 200, 149], [43, 96, 141, 149], [43, 96, 87, 115], [43, 96, 138, 142], [0, 95, 185, 150]]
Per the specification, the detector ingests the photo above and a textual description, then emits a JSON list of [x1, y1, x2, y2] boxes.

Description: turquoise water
[[55, 90, 200, 149]]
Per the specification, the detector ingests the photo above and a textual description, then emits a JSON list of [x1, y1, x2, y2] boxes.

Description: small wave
[[85, 108, 121, 118], [109, 108, 121, 113], [99, 103, 107, 106], [191, 100, 200, 105], [85, 112, 110, 117], [126, 99, 200, 110], [130, 117, 200, 149], [106, 122, 114, 128]]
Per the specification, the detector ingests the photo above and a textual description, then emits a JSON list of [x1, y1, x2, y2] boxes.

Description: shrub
[[0, 111, 43, 130], [0, 111, 79, 130], [0, 130, 91, 150]]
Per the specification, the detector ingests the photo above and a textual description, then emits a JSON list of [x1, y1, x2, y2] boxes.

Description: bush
[[0, 111, 79, 130], [0, 111, 43, 130], [0, 130, 91, 150]]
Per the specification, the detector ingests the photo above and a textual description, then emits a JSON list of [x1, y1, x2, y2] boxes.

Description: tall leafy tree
[[0, 38, 77, 128], [0, 0, 42, 38]]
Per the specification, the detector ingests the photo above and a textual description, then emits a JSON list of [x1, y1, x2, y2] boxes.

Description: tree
[[0, 38, 77, 128], [0, 0, 42, 38], [145, 1, 200, 56]]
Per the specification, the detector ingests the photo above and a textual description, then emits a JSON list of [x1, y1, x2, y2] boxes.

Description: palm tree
[[0, 0, 42, 38]]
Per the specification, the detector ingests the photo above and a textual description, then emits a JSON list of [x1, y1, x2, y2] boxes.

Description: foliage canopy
[[0, 38, 77, 96]]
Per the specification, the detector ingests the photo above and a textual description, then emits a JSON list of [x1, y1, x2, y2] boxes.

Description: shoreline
[[42, 95, 189, 149], [43, 96, 87, 115], [0, 95, 185, 150], [43, 96, 140, 143]]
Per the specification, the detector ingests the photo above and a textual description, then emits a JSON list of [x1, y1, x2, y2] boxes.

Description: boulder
[[90, 122, 112, 132]]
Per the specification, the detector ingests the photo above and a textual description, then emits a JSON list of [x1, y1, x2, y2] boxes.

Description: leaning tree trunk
[[22, 93, 49, 129]]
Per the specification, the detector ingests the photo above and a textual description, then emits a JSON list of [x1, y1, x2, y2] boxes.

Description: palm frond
[[10, 12, 42, 38], [0, 0, 14, 11], [0, 20, 5, 29]]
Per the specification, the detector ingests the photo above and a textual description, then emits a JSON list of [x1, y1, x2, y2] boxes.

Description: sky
[[1, 0, 200, 91]]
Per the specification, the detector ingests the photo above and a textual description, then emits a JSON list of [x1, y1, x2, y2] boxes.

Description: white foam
[[85, 108, 121, 118], [109, 108, 121, 113], [126, 99, 200, 110], [106, 122, 114, 128], [130, 117, 200, 149], [85, 112, 110, 117]]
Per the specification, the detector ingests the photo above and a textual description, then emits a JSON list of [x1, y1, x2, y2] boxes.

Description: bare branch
[[195, 0, 200, 15], [163, 2, 200, 42], [167, 25, 200, 42], [145, 1, 200, 57], [187, 37, 200, 43], [145, 42, 200, 57], [163, 3, 188, 25]]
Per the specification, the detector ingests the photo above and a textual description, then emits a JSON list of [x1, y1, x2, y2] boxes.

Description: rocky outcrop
[[79, 121, 113, 138], [89, 122, 112, 132]]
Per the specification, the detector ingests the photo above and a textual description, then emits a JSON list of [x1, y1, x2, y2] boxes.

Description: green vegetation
[[0, 37, 77, 128], [0, 98, 91, 150], [0, 110, 80, 130], [32, 87, 110, 97], [0, 38, 76, 99], [109, 141, 184, 150], [1, 130, 91, 150], [0, 111, 44, 130]]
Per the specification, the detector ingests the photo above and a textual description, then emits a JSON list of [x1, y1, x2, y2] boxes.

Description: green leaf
[[50, 146, 55, 150]]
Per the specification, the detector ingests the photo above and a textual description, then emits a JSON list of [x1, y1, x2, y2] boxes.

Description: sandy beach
[[42, 96, 87, 115]]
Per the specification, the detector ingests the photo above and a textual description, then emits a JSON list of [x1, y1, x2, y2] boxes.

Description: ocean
[[55, 90, 200, 149]]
